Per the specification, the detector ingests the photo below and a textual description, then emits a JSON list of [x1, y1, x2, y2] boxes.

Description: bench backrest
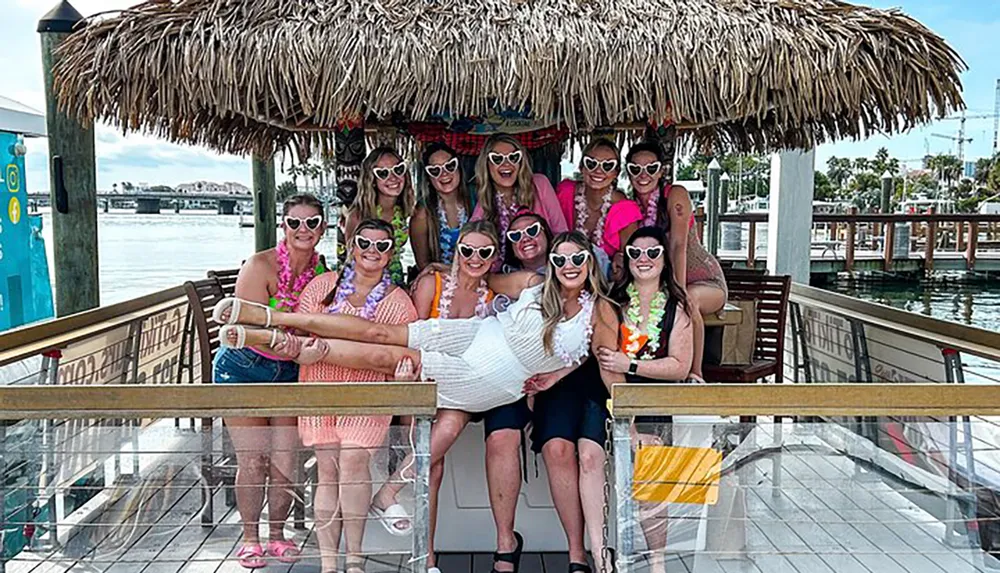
[[723, 272, 791, 368]]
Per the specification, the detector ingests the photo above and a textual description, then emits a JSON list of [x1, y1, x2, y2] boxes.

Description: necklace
[[377, 204, 409, 284], [495, 191, 520, 264], [624, 283, 667, 358], [639, 192, 658, 227], [437, 202, 467, 264], [329, 263, 392, 320], [554, 291, 595, 367], [575, 184, 613, 247], [272, 241, 319, 313], [436, 270, 491, 319]]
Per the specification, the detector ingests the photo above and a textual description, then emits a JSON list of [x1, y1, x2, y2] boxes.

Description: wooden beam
[[883, 216, 895, 272], [0, 383, 438, 419], [611, 383, 1000, 417], [746, 221, 756, 267], [252, 156, 277, 252]]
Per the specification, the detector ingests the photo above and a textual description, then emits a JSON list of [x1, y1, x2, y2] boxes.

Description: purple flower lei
[[328, 263, 392, 320]]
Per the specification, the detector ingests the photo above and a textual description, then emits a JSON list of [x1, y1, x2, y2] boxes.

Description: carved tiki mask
[[334, 124, 366, 206]]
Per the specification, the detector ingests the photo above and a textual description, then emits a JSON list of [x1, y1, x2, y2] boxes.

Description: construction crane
[[930, 132, 973, 162], [994, 79, 1000, 153], [937, 110, 1000, 161]]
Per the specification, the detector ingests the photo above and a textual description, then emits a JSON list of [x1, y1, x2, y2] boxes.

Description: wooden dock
[[5, 422, 996, 573]]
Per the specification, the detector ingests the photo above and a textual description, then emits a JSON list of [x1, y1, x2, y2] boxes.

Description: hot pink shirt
[[556, 179, 642, 256]]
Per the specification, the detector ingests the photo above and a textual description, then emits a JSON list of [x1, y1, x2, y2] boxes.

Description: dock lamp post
[[706, 158, 722, 255], [38, 0, 100, 316]]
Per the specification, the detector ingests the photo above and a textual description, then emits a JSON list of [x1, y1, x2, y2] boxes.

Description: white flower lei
[[554, 291, 595, 367], [575, 183, 613, 247], [436, 270, 491, 319]]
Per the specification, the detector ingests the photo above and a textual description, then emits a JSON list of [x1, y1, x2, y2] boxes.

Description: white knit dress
[[408, 284, 592, 412]]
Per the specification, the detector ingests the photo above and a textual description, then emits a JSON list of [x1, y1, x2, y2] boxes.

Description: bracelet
[[628, 359, 639, 376]]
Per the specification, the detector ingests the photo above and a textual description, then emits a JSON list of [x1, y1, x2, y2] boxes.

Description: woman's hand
[[296, 337, 329, 365], [523, 370, 563, 396], [270, 331, 302, 359], [597, 346, 631, 374], [394, 356, 421, 381]]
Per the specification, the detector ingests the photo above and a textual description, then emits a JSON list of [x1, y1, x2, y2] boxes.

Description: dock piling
[[252, 157, 277, 252], [39, 0, 100, 316]]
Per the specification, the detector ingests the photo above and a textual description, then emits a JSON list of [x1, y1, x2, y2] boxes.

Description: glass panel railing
[[611, 384, 1000, 573]]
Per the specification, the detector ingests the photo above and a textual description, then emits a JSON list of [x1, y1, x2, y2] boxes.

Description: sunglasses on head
[[372, 162, 407, 181], [354, 235, 394, 254], [424, 157, 459, 179], [626, 161, 662, 177], [549, 250, 591, 269], [625, 245, 664, 260], [284, 215, 323, 231], [458, 243, 496, 260], [487, 151, 522, 167], [582, 156, 618, 174], [506, 222, 542, 243]]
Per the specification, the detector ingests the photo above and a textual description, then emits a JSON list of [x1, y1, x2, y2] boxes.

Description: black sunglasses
[[582, 156, 618, 173], [549, 250, 590, 269], [354, 235, 394, 253], [424, 157, 459, 179], [488, 151, 522, 166], [626, 161, 662, 177], [284, 215, 323, 231], [458, 243, 496, 260], [506, 222, 542, 243], [372, 162, 407, 181], [625, 245, 664, 260]]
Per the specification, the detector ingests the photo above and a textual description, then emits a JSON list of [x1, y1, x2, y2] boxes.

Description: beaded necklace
[[574, 184, 613, 247], [271, 241, 320, 313], [436, 270, 491, 319], [328, 263, 392, 320]]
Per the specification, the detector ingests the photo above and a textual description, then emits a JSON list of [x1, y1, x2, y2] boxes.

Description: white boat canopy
[[0, 95, 46, 137]]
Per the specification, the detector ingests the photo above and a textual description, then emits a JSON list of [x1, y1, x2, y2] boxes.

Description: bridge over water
[[26, 192, 253, 214]]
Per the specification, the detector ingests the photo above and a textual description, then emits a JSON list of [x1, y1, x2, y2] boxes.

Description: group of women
[[211, 134, 728, 573]]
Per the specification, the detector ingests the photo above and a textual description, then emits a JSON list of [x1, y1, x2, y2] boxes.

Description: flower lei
[[377, 204, 409, 285], [624, 283, 667, 358], [495, 191, 521, 264], [640, 192, 658, 227], [271, 240, 319, 313], [437, 202, 468, 264], [436, 270, 491, 319], [554, 291, 595, 367], [575, 184, 613, 247], [328, 263, 392, 320]]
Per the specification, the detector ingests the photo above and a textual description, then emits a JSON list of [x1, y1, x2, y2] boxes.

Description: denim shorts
[[212, 347, 299, 384]]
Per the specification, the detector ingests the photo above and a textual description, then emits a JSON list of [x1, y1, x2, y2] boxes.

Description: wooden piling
[[924, 207, 936, 274], [966, 220, 978, 270], [39, 1, 100, 316], [252, 156, 277, 252], [883, 219, 895, 272], [747, 221, 757, 268], [846, 207, 856, 273]]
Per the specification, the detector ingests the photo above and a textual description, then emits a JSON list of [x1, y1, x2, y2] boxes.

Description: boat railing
[[695, 210, 1000, 269], [608, 383, 1000, 573]]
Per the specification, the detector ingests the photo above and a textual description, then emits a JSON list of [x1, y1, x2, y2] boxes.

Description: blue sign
[[0, 130, 53, 330]]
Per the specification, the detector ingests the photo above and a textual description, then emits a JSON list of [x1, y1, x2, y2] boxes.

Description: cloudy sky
[[4, 0, 1000, 192]]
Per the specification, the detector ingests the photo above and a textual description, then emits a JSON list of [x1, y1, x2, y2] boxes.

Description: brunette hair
[[352, 147, 416, 220], [502, 210, 553, 271], [610, 225, 689, 315], [419, 142, 472, 263], [625, 140, 670, 228], [321, 218, 395, 306]]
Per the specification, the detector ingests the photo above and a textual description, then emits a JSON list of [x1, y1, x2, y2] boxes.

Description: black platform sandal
[[490, 531, 524, 573], [569, 562, 592, 573]]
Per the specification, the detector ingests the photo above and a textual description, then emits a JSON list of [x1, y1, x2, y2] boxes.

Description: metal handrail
[[0, 382, 437, 419]]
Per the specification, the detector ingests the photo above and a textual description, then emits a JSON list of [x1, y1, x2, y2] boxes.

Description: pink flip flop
[[236, 543, 266, 569], [266, 539, 301, 564]]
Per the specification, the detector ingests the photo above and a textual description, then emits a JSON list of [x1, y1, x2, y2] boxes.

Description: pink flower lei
[[640, 191, 658, 227], [328, 263, 392, 320], [274, 241, 319, 312], [496, 192, 521, 263], [437, 269, 491, 319]]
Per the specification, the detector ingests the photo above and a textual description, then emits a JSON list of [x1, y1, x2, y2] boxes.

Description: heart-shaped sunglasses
[[506, 222, 542, 243], [354, 235, 394, 253], [424, 157, 459, 179], [373, 162, 408, 181], [549, 250, 591, 269], [284, 215, 323, 231]]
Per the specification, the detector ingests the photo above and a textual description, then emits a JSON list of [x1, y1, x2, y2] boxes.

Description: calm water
[[38, 211, 1000, 331]]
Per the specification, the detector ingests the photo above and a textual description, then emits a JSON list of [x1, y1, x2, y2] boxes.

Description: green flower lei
[[377, 204, 410, 285], [625, 283, 667, 358]]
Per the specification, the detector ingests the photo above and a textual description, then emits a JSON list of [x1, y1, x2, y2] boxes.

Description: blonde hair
[[539, 231, 613, 354], [578, 137, 622, 181], [353, 147, 416, 220], [474, 134, 535, 226]]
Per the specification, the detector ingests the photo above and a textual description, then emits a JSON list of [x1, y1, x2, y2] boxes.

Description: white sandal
[[369, 503, 411, 537], [218, 325, 248, 349], [212, 298, 273, 327]]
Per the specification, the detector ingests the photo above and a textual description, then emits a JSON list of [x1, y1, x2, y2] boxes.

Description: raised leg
[[231, 301, 409, 345], [578, 439, 608, 573], [541, 439, 588, 566], [639, 501, 669, 573], [687, 284, 726, 379], [235, 329, 422, 377]]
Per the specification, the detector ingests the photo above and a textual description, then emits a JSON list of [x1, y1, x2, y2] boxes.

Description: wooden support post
[[883, 221, 895, 272], [829, 221, 839, 243], [747, 221, 757, 268], [966, 220, 979, 270], [924, 207, 936, 275], [957, 221, 965, 252], [706, 160, 721, 255], [39, 1, 100, 317], [696, 206, 705, 243], [846, 207, 856, 273], [251, 156, 277, 252]]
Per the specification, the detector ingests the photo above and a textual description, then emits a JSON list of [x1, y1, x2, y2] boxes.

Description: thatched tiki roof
[[53, 0, 965, 158]]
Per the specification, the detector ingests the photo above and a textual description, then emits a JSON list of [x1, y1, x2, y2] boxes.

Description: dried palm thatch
[[53, 0, 965, 159]]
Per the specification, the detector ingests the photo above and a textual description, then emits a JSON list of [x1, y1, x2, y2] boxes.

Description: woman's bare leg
[[639, 501, 669, 573], [228, 302, 408, 346], [314, 446, 343, 572], [234, 329, 421, 376], [266, 417, 299, 542], [225, 417, 269, 545], [339, 447, 374, 566], [688, 285, 726, 379], [578, 439, 608, 573]]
